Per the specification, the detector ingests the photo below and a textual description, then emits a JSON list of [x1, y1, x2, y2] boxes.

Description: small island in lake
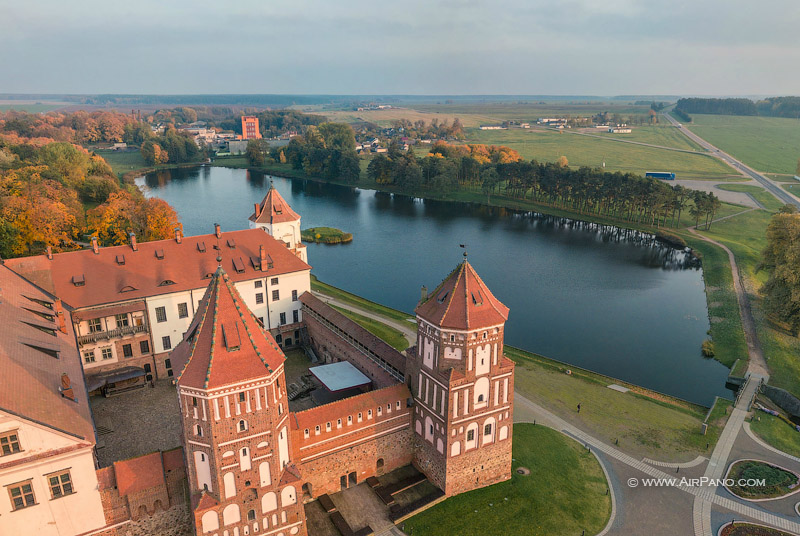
[[301, 227, 353, 244]]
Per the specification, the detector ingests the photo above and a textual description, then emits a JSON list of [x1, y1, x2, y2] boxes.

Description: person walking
[[577, 403, 581, 413]]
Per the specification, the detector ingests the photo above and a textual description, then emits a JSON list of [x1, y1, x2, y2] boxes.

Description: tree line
[[760, 206, 800, 335], [365, 141, 721, 229], [676, 96, 800, 119]]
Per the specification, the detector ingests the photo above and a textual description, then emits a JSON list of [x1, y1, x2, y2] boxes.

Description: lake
[[137, 165, 730, 405]]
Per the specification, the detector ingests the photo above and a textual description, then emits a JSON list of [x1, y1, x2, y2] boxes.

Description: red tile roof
[[4, 228, 310, 309], [113, 451, 165, 497], [415, 260, 508, 330], [193, 491, 219, 512], [0, 265, 96, 443], [292, 383, 410, 432], [249, 183, 300, 225], [174, 267, 286, 390], [162, 447, 184, 472]]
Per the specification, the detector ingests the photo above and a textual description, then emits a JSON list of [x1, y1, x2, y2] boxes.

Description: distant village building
[[478, 125, 506, 130], [241, 116, 262, 140], [608, 124, 632, 134]]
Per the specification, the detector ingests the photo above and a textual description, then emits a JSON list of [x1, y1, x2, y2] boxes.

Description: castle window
[[450, 334, 455, 342], [337, 419, 342, 428], [315, 425, 320, 435], [396, 401, 401, 410], [238, 420, 248, 432], [256, 293, 264, 304], [195, 425, 203, 437], [292, 290, 298, 301], [88, 318, 102, 333], [272, 290, 280, 301], [178, 302, 189, 318], [357, 412, 362, 423], [278, 403, 283, 415], [8, 480, 36, 510], [1, 431, 21, 456], [83, 350, 96, 364], [155, 306, 167, 323], [347, 416, 352, 425], [429, 424, 434, 436], [271, 278, 279, 285], [467, 430, 475, 441], [47, 470, 73, 499], [239, 392, 246, 403], [304, 429, 309, 438], [484, 423, 492, 435], [483, 331, 487, 339], [377, 406, 382, 416], [478, 394, 484, 403], [387, 403, 391, 413], [247, 509, 256, 521], [368, 410, 373, 419], [326, 422, 331, 432]]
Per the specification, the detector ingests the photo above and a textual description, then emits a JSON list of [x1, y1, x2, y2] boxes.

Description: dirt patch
[[516, 467, 531, 476]]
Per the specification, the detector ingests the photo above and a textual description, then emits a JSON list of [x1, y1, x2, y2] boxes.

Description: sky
[[2, 0, 799, 96]]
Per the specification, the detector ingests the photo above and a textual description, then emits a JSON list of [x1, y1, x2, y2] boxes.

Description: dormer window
[[158, 280, 175, 287], [72, 274, 85, 287], [436, 291, 449, 303], [227, 238, 236, 248], [155, 249, 165, 260], [232, 257, 245, 274], [120, 285, 137, 293], [197, 242, 206, 252], [115, 255, 125, 265]]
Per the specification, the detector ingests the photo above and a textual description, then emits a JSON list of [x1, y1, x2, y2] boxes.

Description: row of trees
[[676, 97, 800, 119], [139, 127, 204, 166], [0, 137, 180, 258], [0, 110, 140, 145], [760, 206, 800, 335], [365, 141, 721, 229]]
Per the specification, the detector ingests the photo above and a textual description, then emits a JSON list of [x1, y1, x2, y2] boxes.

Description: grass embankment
[[310, 275, 413, 325], [725, 460, 799, 500], [301, 227, 353, 244], [404, 424, 611, 536], [329, 305, 409, 352], [721, 523, 795, 536], [507, 346, 731, 461], [687, 114, 800, 175], [95, 149, 149, 178], [750, 413, 800, 459]]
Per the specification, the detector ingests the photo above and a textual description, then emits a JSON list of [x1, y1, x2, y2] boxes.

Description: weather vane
[[459, 243, 467, 259]]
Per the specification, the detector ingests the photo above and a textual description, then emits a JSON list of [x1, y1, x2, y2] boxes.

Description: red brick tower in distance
[[173, 265, 306, 536], [241, 116, 262, 140], [409, 257, 515, 496]]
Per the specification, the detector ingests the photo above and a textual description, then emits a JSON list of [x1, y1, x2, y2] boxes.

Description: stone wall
[[443, 435, 512, 496], [763, 384, 800, 418], [298, 426, 414, 498], [304, 311, 397, 389]]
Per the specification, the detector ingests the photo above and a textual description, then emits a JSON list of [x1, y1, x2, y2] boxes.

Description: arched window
[[239, 419, 248, 432], [195, 424, 203, 437], [222, 504, 240, 526], [247, 509, 256, 521]]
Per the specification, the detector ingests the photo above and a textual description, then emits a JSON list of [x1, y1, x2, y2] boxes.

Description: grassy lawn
[[300, 227, 352, 244], [465, 128, 734, 180], [687, 114, 800, 174], [507, 347, 731, 461], [590, 123, 703, 151], [310, 275, 413, 324], [330, 304, 409, 352], [404, 424, 611, 536], [96, 149, 149, 178], [750, 412, 800, 459], [716, 184, 785, 211], [282, 348, 312, 383]]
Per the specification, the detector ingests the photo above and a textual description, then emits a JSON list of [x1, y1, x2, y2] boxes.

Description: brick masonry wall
[[443, 436, 512, 496], [298, 426, 414, 498], [304, 314, 396, 388]]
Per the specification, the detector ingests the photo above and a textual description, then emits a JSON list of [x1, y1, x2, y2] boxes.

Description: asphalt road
[[662, 112, 800, 208]]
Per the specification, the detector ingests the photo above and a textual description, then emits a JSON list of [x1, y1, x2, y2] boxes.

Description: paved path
[[687, 227, 770, 378], [663, 112, 800, 208]]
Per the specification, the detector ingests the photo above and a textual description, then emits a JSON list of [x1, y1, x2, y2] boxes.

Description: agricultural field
[[588, 123, 703, 151], [0, 102, 64, 112], [320, 107, 495, 128], [686, 114, 800, 174], [464, 127, 735, 180], [410, 100, 652, 122]]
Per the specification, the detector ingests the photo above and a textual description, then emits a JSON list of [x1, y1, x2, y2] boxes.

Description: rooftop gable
[[175, 266, 286, 390], [249, 183, 301, 225], [415, 260, 508, 330]]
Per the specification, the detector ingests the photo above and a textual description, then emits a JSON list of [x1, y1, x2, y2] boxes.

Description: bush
[[701, 339, 715, 357]]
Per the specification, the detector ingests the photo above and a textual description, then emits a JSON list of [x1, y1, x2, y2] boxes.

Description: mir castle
[[0, 183, 516, 536]]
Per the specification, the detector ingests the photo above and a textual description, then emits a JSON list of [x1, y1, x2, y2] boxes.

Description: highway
[[662, 112, 800, 208]]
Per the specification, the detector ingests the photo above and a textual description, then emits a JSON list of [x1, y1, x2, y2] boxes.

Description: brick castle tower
[[173, 265, 307, 536], [409, 257, 515, 496]]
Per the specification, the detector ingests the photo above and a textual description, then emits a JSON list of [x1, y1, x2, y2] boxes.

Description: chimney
[[60, 373, 75, 402], [54, 299, 67, 334], [129, 232, 138, 251], [215, 223, 221, 238], [254, 203, 261, 218], [174, 227, 182, 244], [260, 245, 267, 271], [46, 246, 53, 260], [91, 237, 99, 254], [421, 285, 428, 301]]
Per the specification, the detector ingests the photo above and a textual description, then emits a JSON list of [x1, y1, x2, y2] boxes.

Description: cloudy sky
[[3, 0, 799, 95]]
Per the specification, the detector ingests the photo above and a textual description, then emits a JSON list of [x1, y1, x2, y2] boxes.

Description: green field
[[95, 149, 149, 178], [404, 424, 611, 536], [330, 305, 409, 352], [465, 128, 734, 180], [310, 275, 413, 324], [687, 114, 800, 174], [411, 100, 653, 121], [588, 123, 703, 151]]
